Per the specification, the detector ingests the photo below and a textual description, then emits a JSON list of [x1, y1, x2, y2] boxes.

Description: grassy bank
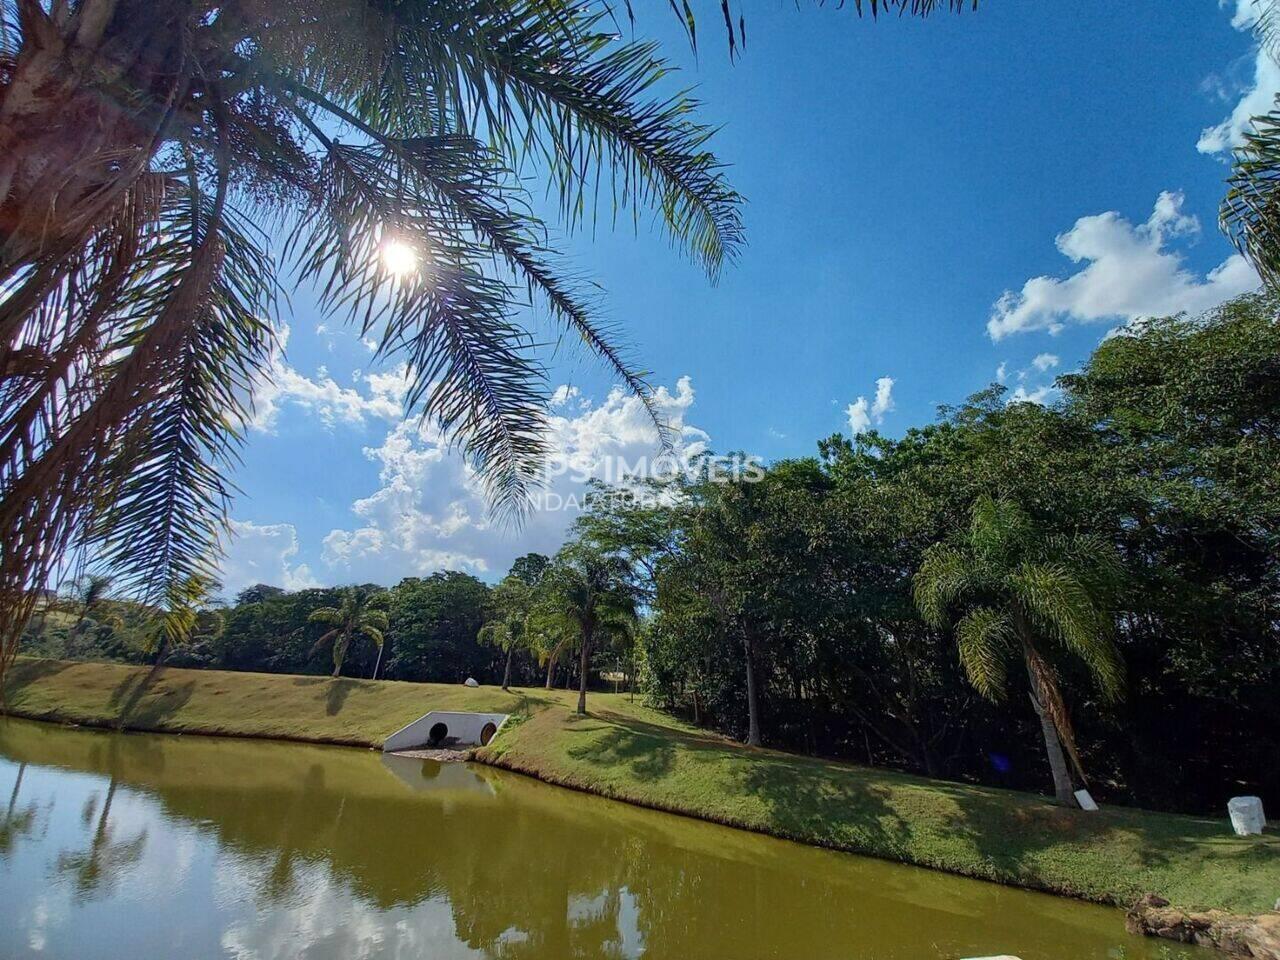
[[1, 657, 556, 745], [6, 657, 1278, 915]]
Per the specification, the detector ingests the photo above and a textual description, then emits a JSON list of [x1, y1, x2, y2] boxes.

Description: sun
[[381, 240, 419, 277]]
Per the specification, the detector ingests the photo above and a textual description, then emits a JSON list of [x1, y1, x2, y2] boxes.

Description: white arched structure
[[382, 711, 509, 752]]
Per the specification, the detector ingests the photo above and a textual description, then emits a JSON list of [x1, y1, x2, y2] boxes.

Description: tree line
[[607, 294, 1279, 815], [21, 293, 1280, 815]]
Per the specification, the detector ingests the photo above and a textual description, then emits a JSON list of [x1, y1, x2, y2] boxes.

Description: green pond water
[[0, 718, 1200, 960]]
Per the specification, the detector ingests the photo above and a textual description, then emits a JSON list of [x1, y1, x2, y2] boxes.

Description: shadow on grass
[[2, 659, 75, 710], [106, 667, 196, 730], [325, 679, 357, 716], [564, 719, 678, 779]]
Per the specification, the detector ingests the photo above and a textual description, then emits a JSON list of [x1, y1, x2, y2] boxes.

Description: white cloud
[[846, 397, 871, 435], [251, 360, 409, 433], [219, 520, 319, 595], [1031, 353, 1060, 372], [1008, 384, 1058, 406], [549, 384, 581, 407], [318, 377, 711, 584], [872, 376, 895, 418], [845, 376, 895, 435], [1227, 0, 1260, 31], [995, 361, 1008, 384], [987, 192, 1259, 340], [1199, 3, 1280, 154]]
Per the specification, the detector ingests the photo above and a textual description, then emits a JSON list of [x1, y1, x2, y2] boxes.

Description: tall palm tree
[[478, 574, 534, 691], [0, 0, 972, 681], [308, 586, 389, 678], [1222, 1, 1280, 284], [535, 545, 636, 714], [67, 572, 114, 636], [913, 496, 1125, 806]]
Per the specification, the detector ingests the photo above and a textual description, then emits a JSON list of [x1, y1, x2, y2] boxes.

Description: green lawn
[[6, 657, 1278, 914], [1, 657, 563, 745]]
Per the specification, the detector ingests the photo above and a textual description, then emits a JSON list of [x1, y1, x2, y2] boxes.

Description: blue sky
[[219, 0, 1271, 594]]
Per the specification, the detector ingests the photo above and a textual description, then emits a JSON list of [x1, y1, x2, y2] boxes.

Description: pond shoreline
[[4, 656, 1278, 957]]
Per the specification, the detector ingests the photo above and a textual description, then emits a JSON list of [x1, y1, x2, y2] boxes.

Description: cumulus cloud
[[987, 192, 1259, 340], [1008, 384, 1058, 406], [318, 377, 711, 584], [1031, 353, 1060, 372], [251, 360, 409, 432], [1198, 2, 1280, 154], [846, 397, 871, 435], [219, 520, 319, 595], [846, 376, 895, 435]]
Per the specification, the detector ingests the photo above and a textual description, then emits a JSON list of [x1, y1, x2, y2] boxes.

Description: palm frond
[[311, 627, 341, 656], [260, 0, 744, 275], [1252, 0, 1280, 62], [83, 170, 276, 640], [968, 494, 1031, 564], [1223, 105, 1280, 289], [954, 606, 1014, 701], [912, 544, 971, 627], [287, 138, 550, 515], [1010, 561, 1123, 701]]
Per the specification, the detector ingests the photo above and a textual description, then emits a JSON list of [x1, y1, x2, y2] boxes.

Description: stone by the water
[[1228, 796, 1266, 836]]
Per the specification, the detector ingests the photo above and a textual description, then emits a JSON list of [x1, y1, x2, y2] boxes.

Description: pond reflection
[[0, 718, 1199, 960]]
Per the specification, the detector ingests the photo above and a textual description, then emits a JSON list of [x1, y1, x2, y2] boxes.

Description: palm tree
[[308, 587, 389, 678], [913, 496, 1124, 806], [534, 545, 636, 714], [67, 573, 115, 637], [478, 574, 535, 691], [0, 0, 972, 681], [1222, 2, 1280, 284]]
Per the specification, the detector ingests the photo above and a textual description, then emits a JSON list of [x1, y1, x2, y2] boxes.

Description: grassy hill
[[5, 657, 1278, 915]]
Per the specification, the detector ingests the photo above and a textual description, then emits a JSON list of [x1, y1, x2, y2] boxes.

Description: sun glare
[[381, 240, 419, 277]]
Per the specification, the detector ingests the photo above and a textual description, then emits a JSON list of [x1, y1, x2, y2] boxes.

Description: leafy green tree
[[235, 584, 287, 606], [534, 544, 637, 714], [307, 587, 390, 678], [914, 496, 1125, 804], [386, 573, 492, 682], [509, 553, 552, 588]]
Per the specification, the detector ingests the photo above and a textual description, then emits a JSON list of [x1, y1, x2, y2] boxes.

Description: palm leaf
[[954, 606, 1014, 701], [1223, 105, 1280, 289]]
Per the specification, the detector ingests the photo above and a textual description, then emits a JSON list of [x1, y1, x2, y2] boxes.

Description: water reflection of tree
[[53, 739, 147, 898], [0, 762, 42, 858], [0, 721, 1180, 960]]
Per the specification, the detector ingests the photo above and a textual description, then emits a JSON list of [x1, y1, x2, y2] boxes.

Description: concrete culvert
[[427, 722, 449, 747], [479, 722, 497, 746]]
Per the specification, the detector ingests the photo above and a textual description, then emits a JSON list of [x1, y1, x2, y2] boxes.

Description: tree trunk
[[742, 631, 761, 747], [502, 645, 514, 691], [0, 0, 189, 274], [1027, 680, 1076, 805], [332, 632, 348, 678], [545, 657, 555, 689], [576, 636, 591, 715]]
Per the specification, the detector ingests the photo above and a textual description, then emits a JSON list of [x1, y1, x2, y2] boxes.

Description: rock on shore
[[1126, 894, 1280, 959]]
